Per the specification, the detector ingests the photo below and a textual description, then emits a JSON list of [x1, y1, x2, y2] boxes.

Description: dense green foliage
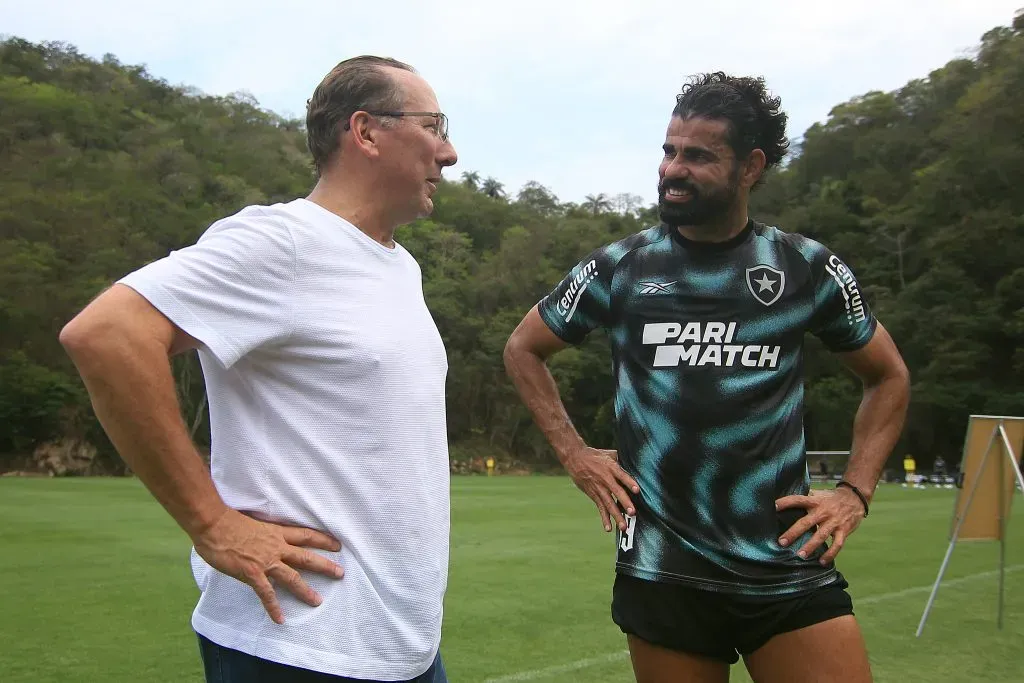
[[1, 11, 1022, 473]]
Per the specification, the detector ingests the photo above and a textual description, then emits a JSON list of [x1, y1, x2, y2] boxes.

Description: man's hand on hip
[[564, 447, 640, 533], [192, 509, 344, 624], [775, 488, 866, 565]]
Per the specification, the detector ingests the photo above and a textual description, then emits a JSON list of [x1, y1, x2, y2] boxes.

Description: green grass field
[[2, 477, 1023, 682]]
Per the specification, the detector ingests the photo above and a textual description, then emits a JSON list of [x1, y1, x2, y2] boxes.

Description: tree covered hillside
[[1, 10, 1022, 474]]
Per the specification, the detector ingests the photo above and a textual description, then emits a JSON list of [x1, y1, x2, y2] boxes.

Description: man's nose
[[438, 140, 458, 167], [662, 158, 691, 180]]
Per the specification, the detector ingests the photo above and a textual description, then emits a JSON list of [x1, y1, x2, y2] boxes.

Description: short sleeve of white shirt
[[117, 208, 296, 369]]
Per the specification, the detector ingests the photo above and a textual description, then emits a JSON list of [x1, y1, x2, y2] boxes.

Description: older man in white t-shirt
[[59, 56, 458, 682]]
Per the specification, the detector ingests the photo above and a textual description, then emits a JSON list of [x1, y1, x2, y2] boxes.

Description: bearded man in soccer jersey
[[504, 73, 911, 683]]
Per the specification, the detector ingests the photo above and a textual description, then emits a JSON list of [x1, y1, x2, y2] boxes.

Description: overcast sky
[[2, 1, 1020, 206]]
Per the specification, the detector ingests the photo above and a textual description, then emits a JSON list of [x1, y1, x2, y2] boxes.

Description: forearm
[[65, 333, 226, 538], [503, 346, 585, 463], [841, 373, 911, 501]]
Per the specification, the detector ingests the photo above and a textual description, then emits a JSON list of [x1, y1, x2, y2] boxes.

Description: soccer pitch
[[2, 477, 1023, 682]]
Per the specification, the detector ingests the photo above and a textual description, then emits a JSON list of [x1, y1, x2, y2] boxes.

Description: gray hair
[[305, 56, 415, 176]]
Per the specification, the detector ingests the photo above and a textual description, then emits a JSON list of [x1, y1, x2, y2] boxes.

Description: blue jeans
[[198, 634, 448, 683]]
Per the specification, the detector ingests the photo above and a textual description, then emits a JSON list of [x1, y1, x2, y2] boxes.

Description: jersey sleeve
[[117, 210, 297, 369], [537, 246, 618, 345], [807, 244, 877, 352]]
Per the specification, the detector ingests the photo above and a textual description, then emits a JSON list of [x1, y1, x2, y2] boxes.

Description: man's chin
[[420, 196, 434, 216], [659, 200, 730, 228], [658, 203, 700, 227], [393, 199, 434, 229]]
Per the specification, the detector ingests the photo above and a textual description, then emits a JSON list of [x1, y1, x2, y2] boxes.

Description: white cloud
[[1, 0, 1020, 205]]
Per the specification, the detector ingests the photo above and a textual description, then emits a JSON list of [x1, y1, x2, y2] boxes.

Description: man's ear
[[742, 148, 767, 188], [347, 111, 381, 159]]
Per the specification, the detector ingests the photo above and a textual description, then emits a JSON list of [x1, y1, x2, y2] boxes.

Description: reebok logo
[[555, 259, 598, 323], [825, 255, 867, 324], [642, 321, 782, 369], [638, 281, 676, 295]]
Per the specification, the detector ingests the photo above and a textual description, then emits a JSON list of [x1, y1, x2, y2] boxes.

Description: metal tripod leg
[[997, 424, 1024, 630], [916, 426, 999, 637]]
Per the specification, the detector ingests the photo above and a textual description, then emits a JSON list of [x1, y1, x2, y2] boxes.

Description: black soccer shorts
[[611, 572, 855, 664]]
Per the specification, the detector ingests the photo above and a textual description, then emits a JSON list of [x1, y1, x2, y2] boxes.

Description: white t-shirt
[[118, 198, 450, 680]]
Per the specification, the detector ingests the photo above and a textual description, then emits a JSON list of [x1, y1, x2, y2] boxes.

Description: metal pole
[[997, 423, 1024, 631], [999, 524, 1006, 630], [998, 424, 1024, 494], [998, 421, 1006, 630], [916, 535, 962, 638], [916, 426, 999, 637]]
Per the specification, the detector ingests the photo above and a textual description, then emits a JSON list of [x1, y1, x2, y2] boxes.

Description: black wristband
[[836, 480, 869, 517]]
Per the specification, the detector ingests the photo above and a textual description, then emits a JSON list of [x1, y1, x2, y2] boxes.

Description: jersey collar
[[667, 219, 755, 253]]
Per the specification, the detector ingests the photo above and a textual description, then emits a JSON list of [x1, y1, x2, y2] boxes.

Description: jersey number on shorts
[[620, 514, 637, 552]]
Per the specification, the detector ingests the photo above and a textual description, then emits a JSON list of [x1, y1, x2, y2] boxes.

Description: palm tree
[[583, 193, 612, 215], [461, 171, 481, 191], [481, 177, 506, 199], [483, 178, 507, 198]]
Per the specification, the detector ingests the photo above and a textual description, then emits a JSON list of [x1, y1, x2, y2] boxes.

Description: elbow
[[502, 336, 519, 377], [59, 314, 95, 360], [893, 355, 911, 391], [503, 330, 537, 379], [60, 286, 174, 371], [59, 314, 114, 372], [881, 357, 912, 409], [59, 309, 126, 368], [861, 357, 911, 401], [898, 360, 911, 388], [898, 362, 912, 405]]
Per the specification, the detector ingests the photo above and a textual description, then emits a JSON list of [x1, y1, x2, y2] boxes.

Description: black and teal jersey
[[537, 220, 877, 596]]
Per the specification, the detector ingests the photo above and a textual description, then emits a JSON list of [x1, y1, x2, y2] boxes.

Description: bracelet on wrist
[[835, 480, 869, 517]]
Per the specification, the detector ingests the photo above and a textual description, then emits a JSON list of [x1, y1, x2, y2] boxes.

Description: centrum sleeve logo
[[824, 255, 867, 324], [555, 259, 598, 323]]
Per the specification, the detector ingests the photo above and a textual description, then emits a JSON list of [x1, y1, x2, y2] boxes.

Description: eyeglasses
[[345, 111, 450, 142]]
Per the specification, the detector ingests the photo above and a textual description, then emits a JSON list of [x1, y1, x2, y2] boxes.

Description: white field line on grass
[[856, 563, 1024, 605], [481, 564, 1024, 683], [481, 652, 628, 683]]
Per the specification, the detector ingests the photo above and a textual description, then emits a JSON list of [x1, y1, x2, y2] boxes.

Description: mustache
[[659, 179, 699, 195]]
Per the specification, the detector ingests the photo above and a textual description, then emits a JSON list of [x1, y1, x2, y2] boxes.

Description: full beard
[[657, 177, 739, 228]]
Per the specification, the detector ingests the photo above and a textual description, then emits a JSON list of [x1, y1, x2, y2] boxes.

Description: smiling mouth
[[663, 187, 693, 202]]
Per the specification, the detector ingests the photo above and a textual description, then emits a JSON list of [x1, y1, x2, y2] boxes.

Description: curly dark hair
[[672, 72, 789, 186]]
